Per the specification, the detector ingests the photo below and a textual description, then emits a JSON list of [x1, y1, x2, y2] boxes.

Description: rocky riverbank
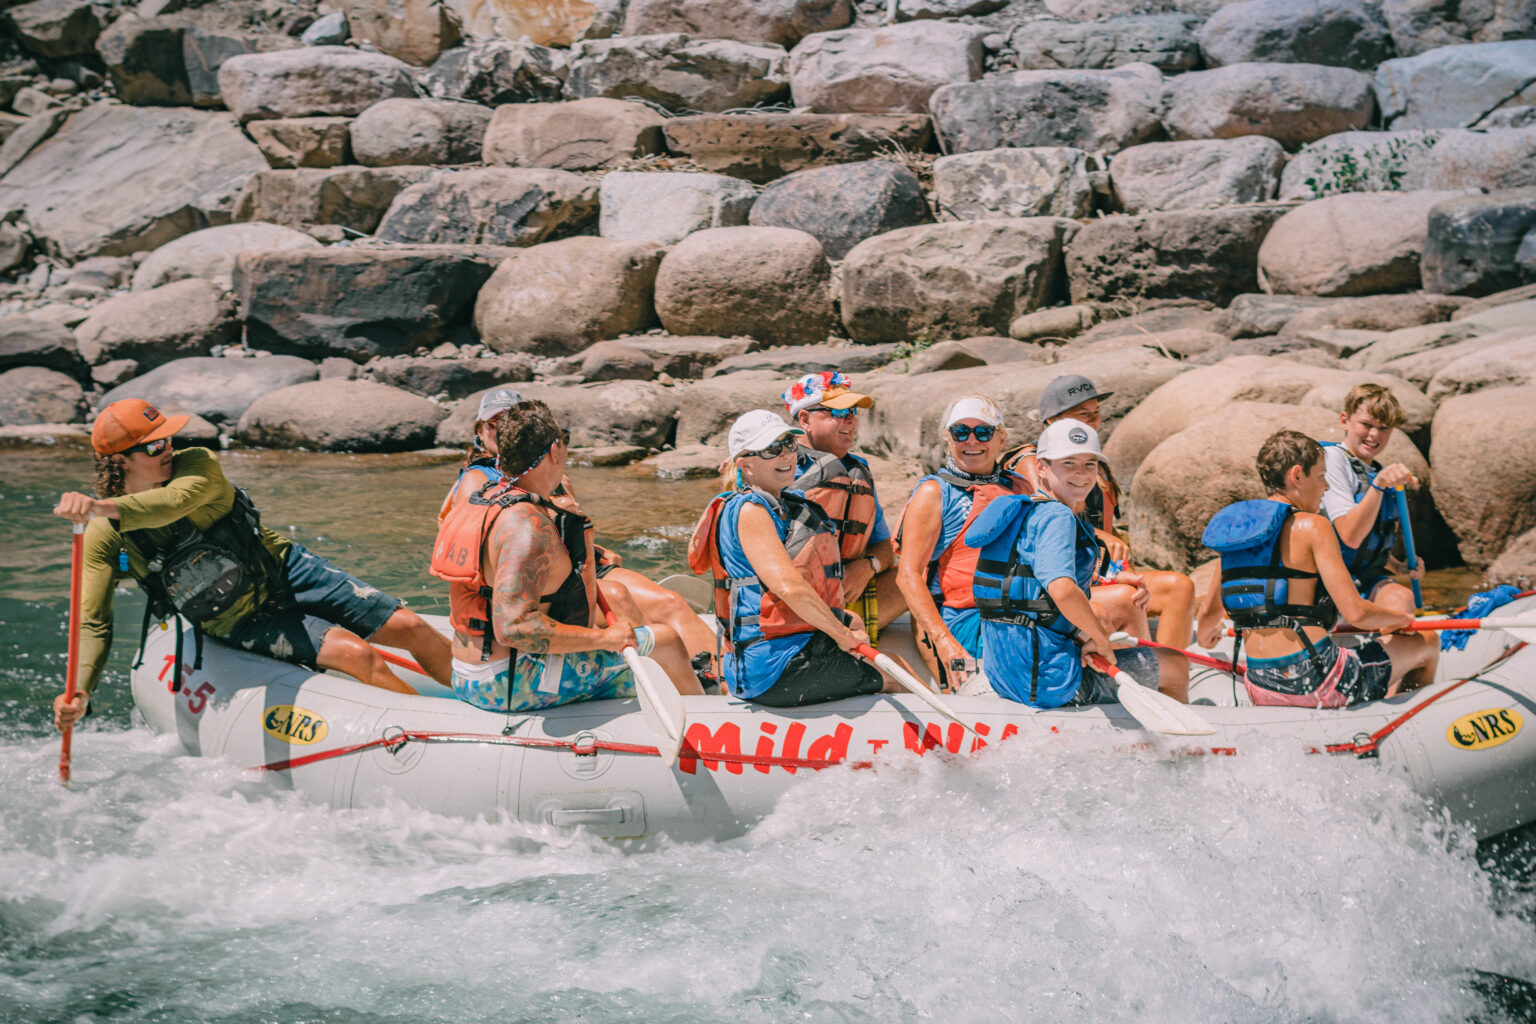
[[0, 0, 1532, 582]]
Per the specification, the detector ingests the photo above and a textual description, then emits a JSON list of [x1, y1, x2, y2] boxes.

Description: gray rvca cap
[[476, 388, 524, 422], [1039, 374, 1113, 422]]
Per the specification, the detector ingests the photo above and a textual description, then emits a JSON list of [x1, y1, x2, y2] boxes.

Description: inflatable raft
[[130, 598, 1536, 841]]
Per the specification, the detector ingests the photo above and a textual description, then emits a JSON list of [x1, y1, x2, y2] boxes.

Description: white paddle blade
[[1477, 616, 1536, 646], [1114, 672, 1216, 736], [657, 574, 714, 614], [624, 648, 686, 767]]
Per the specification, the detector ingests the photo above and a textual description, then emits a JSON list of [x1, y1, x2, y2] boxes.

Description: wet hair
[[496, 400, 562, 478], [94, 453, 127, 498], [1342, 382, 1404, 429], [1256, 429, 1323, 493]]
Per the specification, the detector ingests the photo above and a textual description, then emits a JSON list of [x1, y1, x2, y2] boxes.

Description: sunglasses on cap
[[948, 424, 997, 443], [127, 438, 172, 457], [745, 435, 797, 459], [806, 405, 857, 419]]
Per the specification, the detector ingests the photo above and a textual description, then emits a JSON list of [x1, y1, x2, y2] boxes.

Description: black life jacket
[[1320, 442, 1402, 587]]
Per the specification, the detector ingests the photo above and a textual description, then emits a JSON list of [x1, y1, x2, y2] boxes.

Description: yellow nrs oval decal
[[1446, 708, 1523, 751], [263, 705, 329, 746]]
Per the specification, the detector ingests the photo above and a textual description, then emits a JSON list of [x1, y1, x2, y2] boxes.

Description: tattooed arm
[[488, 505, 633, 654]]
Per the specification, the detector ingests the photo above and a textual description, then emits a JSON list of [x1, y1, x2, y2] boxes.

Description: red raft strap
[[1315, 641, 1527, 758], [254, 729, 850, 774]]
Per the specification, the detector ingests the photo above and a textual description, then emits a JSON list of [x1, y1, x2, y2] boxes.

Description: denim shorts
[[451, 649, 636, 712], [215, 543, 401, 668], [1070, 646, 1161, 706]]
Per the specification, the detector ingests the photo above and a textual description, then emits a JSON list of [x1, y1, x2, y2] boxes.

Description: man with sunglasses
[[783, 371, 906, 641], [50, 400, 451, 732], [894, 396, 1030, 691]]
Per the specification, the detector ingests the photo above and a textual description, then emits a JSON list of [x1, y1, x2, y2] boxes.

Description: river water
[[2, 447, 1533, 1023]]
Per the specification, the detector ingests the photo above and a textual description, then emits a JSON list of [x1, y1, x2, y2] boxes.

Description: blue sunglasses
[[948, 424, 997, 443], [807, 405, 858, 419]]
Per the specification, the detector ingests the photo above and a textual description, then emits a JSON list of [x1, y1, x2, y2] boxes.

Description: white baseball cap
[[727, 410, 803, 460], [943, 395, 1004, 429], [1035, 418, 1102, 459]]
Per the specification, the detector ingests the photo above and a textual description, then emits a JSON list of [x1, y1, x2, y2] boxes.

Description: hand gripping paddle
[[595, 590, 686, 767], [1085, 652, 1215, 736]]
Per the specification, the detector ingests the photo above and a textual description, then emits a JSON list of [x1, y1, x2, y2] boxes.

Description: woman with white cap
[[894, 395, 1031, 692], [688, 410, 886, 705]]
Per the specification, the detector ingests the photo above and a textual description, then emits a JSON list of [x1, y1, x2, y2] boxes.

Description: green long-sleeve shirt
[[77, 447, 292, 696]]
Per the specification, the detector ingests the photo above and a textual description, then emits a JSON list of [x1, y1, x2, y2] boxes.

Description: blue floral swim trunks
[[450, 650, 636, 712]]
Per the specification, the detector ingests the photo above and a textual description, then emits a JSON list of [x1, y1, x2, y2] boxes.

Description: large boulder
[[623, 0, 851, 47], [1196, 0, 1392, 70], [362, 353, 535, 399], [0, 316, 85, 377], [481, 97, 665, 171], [1425, 334, 1536, 402], [183, 27, 300, 110], [234, 245, 506, 360], [1109, 137, 1284, 213], [1375, 41, 1536, 130], [419, 38, 567, 106], [5, 0, 102, 59], [1102, 355, 1434, 483], [335, 0, 461, 67], [749, 160, 931, 259], [1430, 385, 1536, 565], [619, 335, 763, 378], [787, 22, 985, 114], [349, 98, 492, 167], [95, 14, 193, 106], [217, 46, 418, 122], [930, 64, 1163, 155], [671, 369, 817, 446], [0, 366, 86, 425], [1162, 62, 1375, 149], [0, 105, 266, 260], [1214, 293, 1339, 338], [564, 33, 789, 113], [374, 168, 599, 246], [705, 340, 899, 378], [438, 380, 681, 449], [598, 171, 756, 245], [1422, 128, 1536, 193], [1421, 188, 1536, 296], [1280, 292, 1467, 334], [1382, 0, 1536, 58], [440, 0, 605, 47], [237, 379, 448, 452], [1257, 190, 1467, 297], [474, 237, 663, 355], [1011, 14, 1200, 73], [100, 355, 318, 425], [933, 147, 1094, 219], [1066, 205, 1286, 307], [232, 166, 433, 234], [247, 117, 353, 169], [1128, 400, 1427, 571], [1485, 525, 1536, 585], [73, 279, 238, 371], [1278, 130, 1444, 200], [660, 112, 932, 184], [654, 226, 835, 347], [841, 218, 1078, 344], [131, 222, 319, 292]]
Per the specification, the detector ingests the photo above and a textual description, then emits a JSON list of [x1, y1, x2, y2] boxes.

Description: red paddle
[[60, 522, 85, 785]]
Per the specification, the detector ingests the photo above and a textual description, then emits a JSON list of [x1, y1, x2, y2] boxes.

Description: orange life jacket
[[430, 480, 591, 662], [793, 449, 880, 562], [895, 468, 1029, 611], [688, 488, 844, 651]]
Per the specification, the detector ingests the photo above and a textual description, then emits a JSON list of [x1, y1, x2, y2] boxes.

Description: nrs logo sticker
[[1446, 708, 1522, 751], [263, 705, 328, 745]]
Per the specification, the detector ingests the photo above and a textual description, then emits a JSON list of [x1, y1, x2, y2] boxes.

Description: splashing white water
[[1, 724, 1532, 1024]]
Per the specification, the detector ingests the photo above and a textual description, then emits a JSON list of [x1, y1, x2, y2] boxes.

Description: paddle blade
[[1115, 676, 1216, 736], [1479, 616, 1536, 646], [624, 648, 686, 767]]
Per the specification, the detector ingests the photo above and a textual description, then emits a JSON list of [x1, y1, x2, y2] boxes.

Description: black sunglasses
[[948, 424, 997, 443], [746, 436, 796, 459], [128, 438, 172, 457]]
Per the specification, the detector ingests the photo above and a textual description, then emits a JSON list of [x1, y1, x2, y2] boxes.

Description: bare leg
[[369, 608, 452, 685], [1372, 581, 1418, 620], [599, 579, 704, 695], [317, 626, 417, 694], [1144, 570, 1195, 649], [602, 568, 716, 661], [1092, 584, 1149, 639], [1153, 647, 1189, 703], [1382, 632, 1439, 695], [873, 566, 909, 631], [874, 650, 924, 693]]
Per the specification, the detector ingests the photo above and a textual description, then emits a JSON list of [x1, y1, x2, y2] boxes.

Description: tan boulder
[[623, 0, 850, 47], [673, 370, 799, 446], [237, 379, 448, 451], [1485, 526, 1536, 586], [661, 111, 932, 184], [1257, 190, 1467, 296], [375, 168, 598, 246], [232, 166, 434, 233], [1430, 385, 1536, 565], [217, 46, 418, 122], [337, 0, 461, 66], [350, 98, 492, 167], [1426, 333, 1536, 401], [132, 222, 319, 292], [247, 117, 353, 168], [74, 279, 240, 371], [474, 236, 663, 355], [444, 0, 600, 48], [1128, 400, 1429, 571], [654, 226, 834, 347], [482, 97, 665, 170], [1162, 61, 1375, 149], [787, 21, 985, 114], [1280, 292, 1466, 334], [438, 380, 680, 448], [1102, 354, 1435, 483]]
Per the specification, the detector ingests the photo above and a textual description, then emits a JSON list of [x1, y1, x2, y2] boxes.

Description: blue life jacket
[[1319, 441, 1401, 586], [1202, 499, 1338, 671], [967, 492, 1100, 707]]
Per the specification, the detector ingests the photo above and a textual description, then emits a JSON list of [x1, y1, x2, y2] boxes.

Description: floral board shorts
[[451, 650, 636, 712]]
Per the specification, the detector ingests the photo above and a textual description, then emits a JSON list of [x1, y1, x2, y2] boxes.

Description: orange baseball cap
[[91, 399, 189, 455]]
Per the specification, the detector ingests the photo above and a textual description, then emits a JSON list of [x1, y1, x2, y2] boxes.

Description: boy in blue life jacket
[[1320, 383, 1424, 619], [964, 420, 1189, 708], [1195, 429, 1437, 707]]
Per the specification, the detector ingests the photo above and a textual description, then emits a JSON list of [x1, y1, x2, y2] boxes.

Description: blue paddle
[[1395, 487, 1423, 609]]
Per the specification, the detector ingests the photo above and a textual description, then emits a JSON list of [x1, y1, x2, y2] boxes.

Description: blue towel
[[1441, 585, 1522, 650]]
